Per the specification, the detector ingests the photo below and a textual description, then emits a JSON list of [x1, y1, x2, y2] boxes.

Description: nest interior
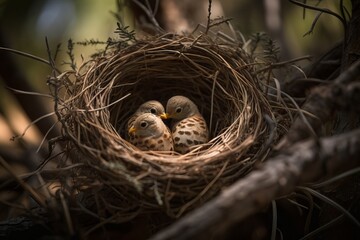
[[55, 34, 291, 219]]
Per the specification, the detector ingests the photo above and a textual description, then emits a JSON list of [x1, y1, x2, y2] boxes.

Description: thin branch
[[288, 0, 347, 29], [205, 0, 212, 34], [297, 187, 360, 227], [0, 47, 51, 66], [131, 0, 163, 31], [11, 112, 56, 140], [6, 87, 53, 98], [256, 55, 312, 73], [339, 0, 346, 22], [299, 215, 344, 240], [271, 201, 277, 240], [277, 60, 360, 148], [59, 191, 74, 235], [0, 36, 61, 139], [0, 156, 46, 208], [303, 12, 323, 37], [310, 167, 360, 189]]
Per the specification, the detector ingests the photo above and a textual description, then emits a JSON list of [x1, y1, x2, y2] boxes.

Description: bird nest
[[53, 33, 292, 220]]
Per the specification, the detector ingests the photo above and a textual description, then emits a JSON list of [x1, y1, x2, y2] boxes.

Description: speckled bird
[[126, 100, 165, 138], [128, 113, 174, 151], [162, 95, 209, 154]]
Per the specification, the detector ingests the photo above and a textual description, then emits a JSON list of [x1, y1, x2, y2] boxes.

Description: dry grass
[[53, 32, 292, 220]]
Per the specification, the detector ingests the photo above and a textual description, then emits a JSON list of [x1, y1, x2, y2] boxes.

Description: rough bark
[[149, 129, 360, 240]]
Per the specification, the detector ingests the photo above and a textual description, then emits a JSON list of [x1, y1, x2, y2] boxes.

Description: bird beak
[[128, 126, 136, 134], [160, 113, 170, 119]]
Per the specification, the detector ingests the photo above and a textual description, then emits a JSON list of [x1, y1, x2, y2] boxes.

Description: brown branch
[[149, 128, 360, 240], [282, 42, 342, 97], [131, 0, 163, 31], [288, 0, 347, 29], [205, 0, 212, 34], [277, 59, 360, 148], [0, 156, 46, 207]]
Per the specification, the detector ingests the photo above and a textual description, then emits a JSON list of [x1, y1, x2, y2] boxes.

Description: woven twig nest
[[54, 33, 290, 220]]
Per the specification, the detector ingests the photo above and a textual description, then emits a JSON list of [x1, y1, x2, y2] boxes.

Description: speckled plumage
[[126, 100, 165, 138], [129, 113, 173, 151], [164, 96, 209, 154]]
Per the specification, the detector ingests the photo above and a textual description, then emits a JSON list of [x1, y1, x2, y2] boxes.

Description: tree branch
[[277, 59, 360, 148], [149, 128, 360, 240], [281, 42, 342, 97]]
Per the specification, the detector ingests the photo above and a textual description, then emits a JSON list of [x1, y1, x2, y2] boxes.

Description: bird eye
[[150, 108, 156, 114], [176, 107, 182, 113], [140, 121, 148, 128]]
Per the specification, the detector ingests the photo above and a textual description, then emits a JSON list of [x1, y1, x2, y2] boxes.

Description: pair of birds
[[127, 96, 209, 154]]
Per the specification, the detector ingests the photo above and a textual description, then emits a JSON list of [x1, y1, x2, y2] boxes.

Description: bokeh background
[[0, 0, 349, 162]]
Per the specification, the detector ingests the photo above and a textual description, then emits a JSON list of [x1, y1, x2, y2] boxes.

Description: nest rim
[[54, 33, 291, 218]]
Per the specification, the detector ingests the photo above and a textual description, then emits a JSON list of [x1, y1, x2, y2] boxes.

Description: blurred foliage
[[0, 0, 350, 86], [221, 0, 351, 58], [0, 0, 351, 145], [0, 0, 119, 144], [0, 0, 119, 87]]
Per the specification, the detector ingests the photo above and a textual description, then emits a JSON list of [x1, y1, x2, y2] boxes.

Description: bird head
[[129, 113, 162, 137], [164, 95, 200, 121], [136, 100, 165, 117]]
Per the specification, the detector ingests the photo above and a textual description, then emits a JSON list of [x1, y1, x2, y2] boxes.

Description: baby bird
[[129, 113, 174, 151], [127, 100, 165, 137], [162, 95, 209, 154]]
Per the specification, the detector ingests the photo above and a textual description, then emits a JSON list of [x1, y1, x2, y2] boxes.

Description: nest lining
[[55, 34, 290, 218]]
